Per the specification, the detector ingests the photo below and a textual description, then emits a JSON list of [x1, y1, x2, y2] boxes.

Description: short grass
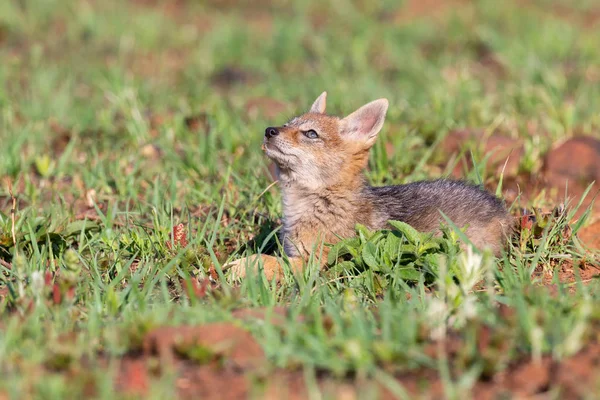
[[0, 0, 599, 398]]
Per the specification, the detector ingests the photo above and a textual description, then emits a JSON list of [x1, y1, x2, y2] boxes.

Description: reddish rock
[[118, 359, 149, 396], [542, 136, 600, 218], [579, 220, 600, 250], [441, 129, 523, 177], [543, 136, 600, 188], [143, 323, 265, 369], [508, 359, 552, 396]]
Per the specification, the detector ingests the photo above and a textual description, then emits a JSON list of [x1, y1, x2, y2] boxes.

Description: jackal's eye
[[303, 130, 318, 139]]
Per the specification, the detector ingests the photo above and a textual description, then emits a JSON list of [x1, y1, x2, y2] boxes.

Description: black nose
[[265, 127, 279, 138]]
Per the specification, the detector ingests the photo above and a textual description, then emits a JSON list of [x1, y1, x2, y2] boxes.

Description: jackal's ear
[[309, 91, 327, 114], [341, 99, 388, 146]]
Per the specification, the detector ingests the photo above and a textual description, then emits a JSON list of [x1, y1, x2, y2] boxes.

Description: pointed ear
[[341, 99, 388, 146], [309, 91, 327, 114]]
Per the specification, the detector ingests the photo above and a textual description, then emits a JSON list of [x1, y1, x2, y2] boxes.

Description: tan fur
[[465, 217, 512, 256], [228, 93, 510, 280]]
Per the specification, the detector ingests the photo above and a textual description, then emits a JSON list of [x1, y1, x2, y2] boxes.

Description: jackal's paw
[[225, 254, 283, 281]]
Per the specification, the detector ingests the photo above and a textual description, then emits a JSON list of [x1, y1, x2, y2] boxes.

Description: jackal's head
[[263, 92, 388, 190]]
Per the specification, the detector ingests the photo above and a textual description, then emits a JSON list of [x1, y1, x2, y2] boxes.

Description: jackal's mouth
[[263, 142, 283, 159], [262, 140, 282, 155], [262, 141, 297, 165]]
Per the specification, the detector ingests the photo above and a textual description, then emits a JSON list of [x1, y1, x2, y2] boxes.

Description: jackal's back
[[365, 180, 513, 254]]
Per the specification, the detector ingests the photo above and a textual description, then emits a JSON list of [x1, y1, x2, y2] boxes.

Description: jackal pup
[[229, 92, 513, 280]]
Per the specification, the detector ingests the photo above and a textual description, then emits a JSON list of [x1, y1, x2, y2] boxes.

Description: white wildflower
[[457, 246, 488, 292], [30, 271, 45, 295], [427, 297, 450, 340], [461, 294, 478, 320], [448, 295, 479, 330]]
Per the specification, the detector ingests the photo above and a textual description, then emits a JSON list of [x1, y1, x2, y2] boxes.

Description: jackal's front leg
[[225, 254, 304, 281]]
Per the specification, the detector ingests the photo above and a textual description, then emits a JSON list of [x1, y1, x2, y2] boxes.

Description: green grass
[[0, 0, 599, 398]]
